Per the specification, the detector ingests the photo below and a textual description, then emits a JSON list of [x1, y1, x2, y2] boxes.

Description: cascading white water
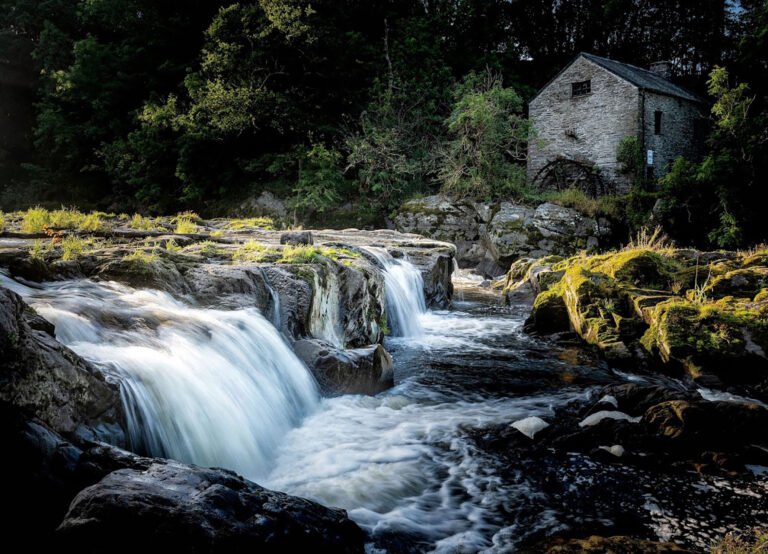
[[364, 247, 427, 337], [1, 275, 319, 481], [309, 269, 344, 348]]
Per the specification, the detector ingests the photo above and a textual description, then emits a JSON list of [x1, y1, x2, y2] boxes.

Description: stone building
[[527, 52, 706, 194]]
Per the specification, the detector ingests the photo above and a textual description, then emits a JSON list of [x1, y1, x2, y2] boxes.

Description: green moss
[[379, 311, 390, 336], [593, 249, 681, 289], [704, 268, 768, 299]]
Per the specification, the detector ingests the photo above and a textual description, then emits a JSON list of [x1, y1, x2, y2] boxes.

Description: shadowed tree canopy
[[0, 0, 764, 247]]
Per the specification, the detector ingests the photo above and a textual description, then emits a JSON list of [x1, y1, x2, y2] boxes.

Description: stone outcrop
[[1, 224, 455, 395], [512, 247, 768, 398], [395, 195, 612, 275], [58, 456, 366, 554], [0, 287, 125, 444]]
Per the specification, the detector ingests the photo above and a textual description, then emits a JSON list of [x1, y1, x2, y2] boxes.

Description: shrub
[[544, 188, 622, 219], [278, 245, 360, 264], [49, 208, 85, 229], [123, 248, 158, 265], [165, 239, 181, 252], [29, 239, 52, 261], [438, 70, 529, 200], [279, 245, 321, 264], [712, 527, 768, 553], [289, 144, 344, 219]]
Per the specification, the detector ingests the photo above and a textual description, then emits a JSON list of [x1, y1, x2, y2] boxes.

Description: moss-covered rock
[[704, 267, 768, 299], [640, 297, 768, 382], [520, 246, 768, 388], [528, 287, 571, 332]]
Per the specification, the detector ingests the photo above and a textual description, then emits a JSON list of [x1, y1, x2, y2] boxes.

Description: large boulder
[[293, 339, 394, 395], [485, 203, 611, 269], [395, 196, 612, 274], [0, 286, 124, 444], [394, 195, 484, 266], [57, 458, 366, 554]]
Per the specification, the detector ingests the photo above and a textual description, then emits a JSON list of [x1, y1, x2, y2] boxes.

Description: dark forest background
[[0, 1, 766, 247]]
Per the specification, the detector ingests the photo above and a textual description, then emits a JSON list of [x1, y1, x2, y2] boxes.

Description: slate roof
[[580, 52, 704, 103]]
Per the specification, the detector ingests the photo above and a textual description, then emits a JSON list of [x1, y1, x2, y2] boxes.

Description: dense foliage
[[0, 0, 766, 246]]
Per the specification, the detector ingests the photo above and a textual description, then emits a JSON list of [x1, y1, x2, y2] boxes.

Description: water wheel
[[533, 158, 612, 197]]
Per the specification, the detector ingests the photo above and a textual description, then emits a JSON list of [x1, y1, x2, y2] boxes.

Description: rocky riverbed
[[1, 210, 766, 552]]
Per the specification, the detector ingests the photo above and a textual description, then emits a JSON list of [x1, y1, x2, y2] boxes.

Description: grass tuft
[[226, 217, 275, 231], [233, 240, 275, 262], [130, 214, 157, 231]]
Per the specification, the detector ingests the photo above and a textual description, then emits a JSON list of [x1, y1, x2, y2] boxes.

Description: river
[[1, 264, 765, 552]]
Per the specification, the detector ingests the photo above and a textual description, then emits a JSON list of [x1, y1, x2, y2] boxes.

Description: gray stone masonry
[[528, 53, 705, 194]]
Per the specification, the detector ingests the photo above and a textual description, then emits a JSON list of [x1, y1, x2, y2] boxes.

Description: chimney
[[649, 61, 672, 79]]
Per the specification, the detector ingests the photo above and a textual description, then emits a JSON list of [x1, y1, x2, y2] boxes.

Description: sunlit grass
[[233, 240, 275, 262], [225, 217, 275, 231]]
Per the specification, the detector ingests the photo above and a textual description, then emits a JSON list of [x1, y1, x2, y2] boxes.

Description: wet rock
[[598, 384, 697, 416], [264, 266, 313, 339], [643, 399, 768, 452], [0, 286, 125, 444], [280, 231, 313, 246], [184, 264, 276, 310], [294, 338, 393, 395], [58, 458, 366, 554], [98, 254, 190, 295]]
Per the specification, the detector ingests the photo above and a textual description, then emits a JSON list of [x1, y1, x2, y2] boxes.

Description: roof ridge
[[579, 52, 704, 103], [581, 52, 670, 81]]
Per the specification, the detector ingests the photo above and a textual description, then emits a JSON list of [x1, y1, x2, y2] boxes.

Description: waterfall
[[309, 269, 344, 348], [4, 276, 319, 481], [364, 247, 427, 337]]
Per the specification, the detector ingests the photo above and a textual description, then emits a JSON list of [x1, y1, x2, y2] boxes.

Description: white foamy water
[[1, 274, 318, 481], [364, 247, 427, 337], [264, 309, 576, 552], [265, 379, 572, 552]]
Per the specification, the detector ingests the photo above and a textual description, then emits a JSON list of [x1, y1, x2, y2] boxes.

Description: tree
[[438, 70, 529, 199]]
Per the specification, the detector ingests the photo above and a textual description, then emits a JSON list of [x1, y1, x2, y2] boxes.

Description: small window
[[571, 80, 591, 97], [654, 111, 663, 135]]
